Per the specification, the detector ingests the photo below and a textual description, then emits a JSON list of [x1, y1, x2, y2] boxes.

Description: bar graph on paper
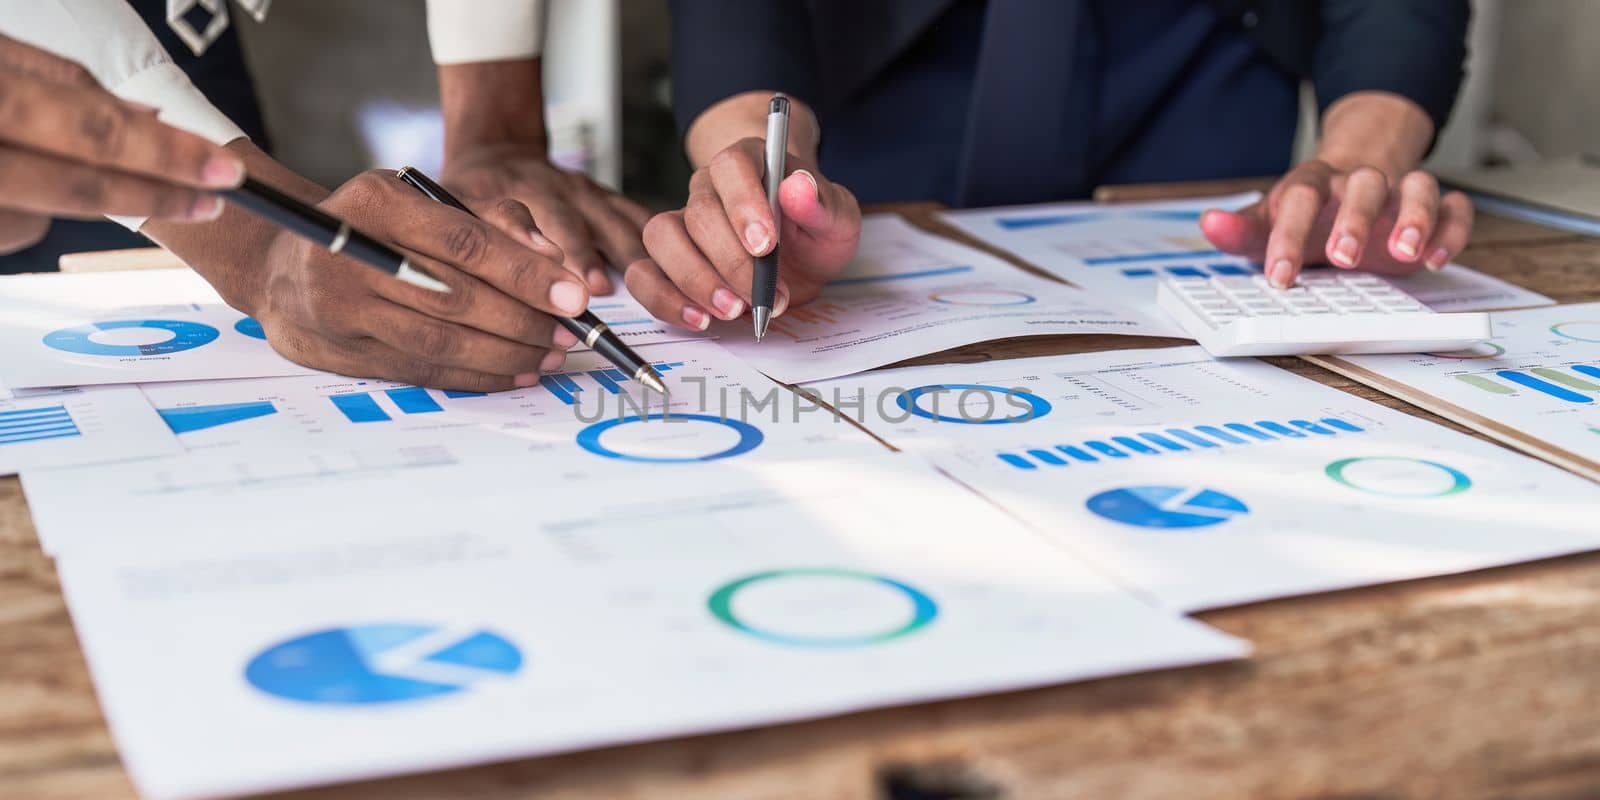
[[0, 404, 80, 446], [1453, 365, 1600, 404], [537, 362, 684, 406], [994, 417, 1365, 470]]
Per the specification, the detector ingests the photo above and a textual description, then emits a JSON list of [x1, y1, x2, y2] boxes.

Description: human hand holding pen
[[231, 168, 589, 392], [0, 32, 243, 253], [628, 93, 861, 331]]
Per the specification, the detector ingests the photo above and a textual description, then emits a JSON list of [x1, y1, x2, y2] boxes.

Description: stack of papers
[[2, 200, 1594, 799]]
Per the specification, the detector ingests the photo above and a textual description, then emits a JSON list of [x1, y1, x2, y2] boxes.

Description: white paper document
[[0, 385, 179, 475], [939, 193, 1553, 334], [809, 347, 1600, 610], [711, 215, 1159, 383], [24, 341, 889, 555], [1329, 302, 1600, 479], [56, 455, 1245, 800], [0, 269, 315, 387]]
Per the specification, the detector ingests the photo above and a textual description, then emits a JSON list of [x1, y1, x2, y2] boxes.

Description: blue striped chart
[[1453, 366, 1600, 404], [329, 386, 457, 423], [993, 417, 1365, 470], [539, 362, 684, 405], [0, 405, 80, 445]]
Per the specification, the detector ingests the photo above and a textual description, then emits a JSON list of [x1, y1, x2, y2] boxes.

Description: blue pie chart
[[43, 319, 219, 356], [245, 623, 522, 705], [234, 317, 267, 339], [1086, 485, 1249, 529]]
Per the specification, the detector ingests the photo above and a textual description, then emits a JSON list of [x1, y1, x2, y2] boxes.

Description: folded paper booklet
[[709, 214, 1165, 383]]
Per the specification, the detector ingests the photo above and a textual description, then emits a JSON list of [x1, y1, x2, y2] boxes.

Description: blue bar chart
[[384, 387, 443, 415], [539, 362, 684, 405], [1453, 366, 1600, 404], [329, 393, 390, 423], [0, 404, 80, 445], [994, 417, 1366, 470], [158, 401, 277, 434]]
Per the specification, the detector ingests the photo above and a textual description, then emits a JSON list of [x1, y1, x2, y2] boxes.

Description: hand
[[442, 145, 650, 295], [1200, 159, 1474, 287], [0, 33, 243, 253], [247, 170, 590, 391], [628, 138, 861, 330]]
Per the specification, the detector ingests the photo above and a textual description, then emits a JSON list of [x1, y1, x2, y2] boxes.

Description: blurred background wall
[[233, 0, 1594, 210]]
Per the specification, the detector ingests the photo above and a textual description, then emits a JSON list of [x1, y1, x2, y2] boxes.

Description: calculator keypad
[[1172, 274, 1430, 328]]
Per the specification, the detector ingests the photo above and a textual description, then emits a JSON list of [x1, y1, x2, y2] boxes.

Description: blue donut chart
[[235, 317, 267, 340], [43, 319, 219, 356], [576, 413, 764, 463], [896, 383, 1052, 425]]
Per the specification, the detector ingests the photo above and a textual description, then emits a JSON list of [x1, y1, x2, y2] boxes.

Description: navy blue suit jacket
[[669, 0, 1469, 207]]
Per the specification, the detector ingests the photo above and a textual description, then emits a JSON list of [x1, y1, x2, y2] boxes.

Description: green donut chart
[[1325, 456, 1472, 498], [708, 568, 938, 647]]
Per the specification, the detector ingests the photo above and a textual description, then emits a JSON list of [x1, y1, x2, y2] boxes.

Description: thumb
[[778, 170, 857, 242], [1200, 205, 1270, 259]]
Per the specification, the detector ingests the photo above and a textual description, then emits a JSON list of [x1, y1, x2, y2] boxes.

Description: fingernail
[[539, 351, 567, 373], [1270, 259, 1294, 288], [514, 373, 542, 388], [548, 281, 587, 315], [586, 267, 612, 293], [711, 287, 745, 319], [202, 154, 244, 188], [190, 194, 225, 221], [1426, 248, 1450, 271], [794, 170, 819, 200], [1395, 227, 1422, 259], [744, 222, 772, 256], [682, 306, 711, 331], [774, 285, 791, 317], [1332, 235, 1359, 267], [553, 326, 579, 349]]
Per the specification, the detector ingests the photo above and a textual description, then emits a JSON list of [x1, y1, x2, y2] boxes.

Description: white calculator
[[1157, 272, 1491, 357]]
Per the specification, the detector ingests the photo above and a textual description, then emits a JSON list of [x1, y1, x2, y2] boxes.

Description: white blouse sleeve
[[426, 0, 546, 64]]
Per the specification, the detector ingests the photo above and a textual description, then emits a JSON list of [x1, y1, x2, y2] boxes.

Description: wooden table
[[6, 182, 1600, 800]]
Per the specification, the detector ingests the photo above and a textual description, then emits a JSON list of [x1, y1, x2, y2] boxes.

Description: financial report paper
[[0, 385, 179, 474], [809, 346, 1600, 610], [56, 455, 1246, 800], [939, 193, 1554, 335], [23, 340, 890, 556], [1328, 302, 1600, 480], [711, 215, 1162, 383], [0, 269, 315, 387]]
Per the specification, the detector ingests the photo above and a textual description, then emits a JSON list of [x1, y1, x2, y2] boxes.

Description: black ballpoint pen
[[751, 93, 790, 342], [223, 177, 451, 294], [394, 166, 669, 396]]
